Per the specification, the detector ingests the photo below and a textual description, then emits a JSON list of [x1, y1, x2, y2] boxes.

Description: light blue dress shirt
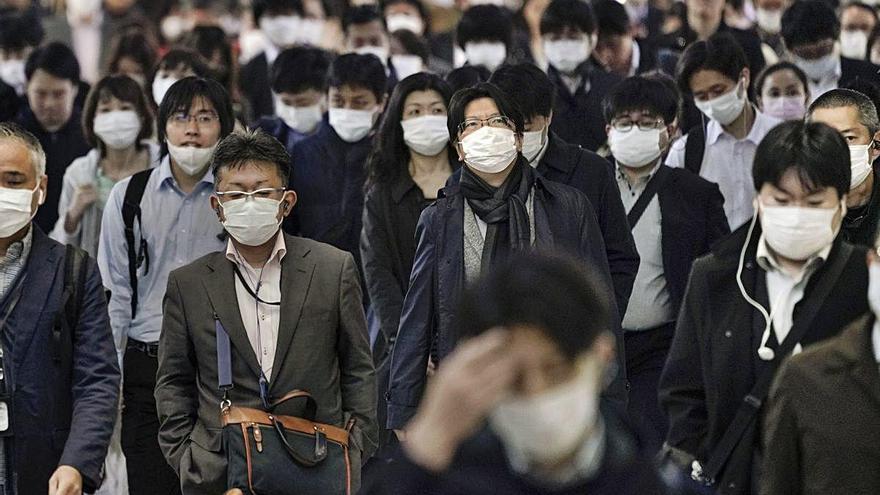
[[98, 155, 224, 361]]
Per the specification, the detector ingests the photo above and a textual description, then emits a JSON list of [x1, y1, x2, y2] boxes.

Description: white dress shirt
[[666, 108, 782, 230], [872, 319, 880, 369], [225, 233, 286, 380]]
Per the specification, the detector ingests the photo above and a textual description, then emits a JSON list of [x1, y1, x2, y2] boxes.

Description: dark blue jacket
[[255, 115, 311, 156], [547, 64, 621, 152], [0, 227, 119, 494], [387, 166, 624, 429]]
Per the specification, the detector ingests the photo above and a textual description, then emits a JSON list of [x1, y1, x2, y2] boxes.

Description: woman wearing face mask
[[660, 121, 870, 494], [755, 62, 810, 121], [386, 82, 624, 437], [51, 75, 157, 258]]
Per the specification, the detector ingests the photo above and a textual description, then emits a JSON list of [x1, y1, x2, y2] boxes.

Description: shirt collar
[[872, 319, 880, 364], [616, 160, 661, 188], [628, 40, 641, 77], [264, 43, 281, 66], [225, 232, 287, 269], [755, 233, 832, 280], [391, 173, 420, 204], [155, 154, 216, 192], [529, 132, 552, 168], [706, 107, 778, 146], [0, 226, 33, 267]]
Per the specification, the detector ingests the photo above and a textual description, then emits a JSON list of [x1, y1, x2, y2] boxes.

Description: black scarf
[[459, 157, 535, 268]]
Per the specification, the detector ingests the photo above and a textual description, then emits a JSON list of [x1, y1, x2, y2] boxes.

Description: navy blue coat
[[0, 227, 119, 493], [255, 115, 311, 156], [386, 167, 625, 429]]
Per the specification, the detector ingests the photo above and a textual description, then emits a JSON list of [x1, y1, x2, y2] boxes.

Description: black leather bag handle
[[269, 414, 328, 467]]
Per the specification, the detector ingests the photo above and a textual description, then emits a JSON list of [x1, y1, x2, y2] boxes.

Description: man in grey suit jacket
[[155, 129, 378, 494]]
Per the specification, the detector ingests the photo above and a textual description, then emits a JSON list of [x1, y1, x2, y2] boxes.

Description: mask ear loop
[[736, 208, 777, 361]]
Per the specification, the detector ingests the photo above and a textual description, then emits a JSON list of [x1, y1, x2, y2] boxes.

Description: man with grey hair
[[808, 88, 880, 246], [155, 129, 377, 494], [0, 122, 120, 495]]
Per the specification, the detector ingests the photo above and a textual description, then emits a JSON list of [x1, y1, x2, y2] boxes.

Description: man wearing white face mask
[[754, 0, 790, 60], [661, 121, 869, 494], [0, 12, 41, 102], [344, 6, 401, 91], [155, 130, 378, 495], [808, 88, 880, 247], [456, 5, 513, 72], [387, 82, 624, 435], [839, 2, 878, 60], [98, 77, 234, 495], [666, 33, 782, 231]]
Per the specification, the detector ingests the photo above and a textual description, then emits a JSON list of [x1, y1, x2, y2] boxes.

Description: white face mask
[[762, 96, 806, 121], [694, 80, 746, 125], [489, 359, 601, 468], [168, 142, 218, 176], [391, 54, 425, 80], [402, 115, 450, 156], [354, 45, 390, 65], [152, 76, 178, 105], [275, 98, 323, 134], [840, 30, 869, 60], [67, 0, 102, 18], [609, 127, 663, 168], [793, 52, 838, 82], [299, 18, 326, 45], [760, 202, 841, 260], [259, 15, 303, 47], [460, 126, 518, 174], [755, 8, 782, 34], [521, 127, 547, 163], [849, 143, 873, 189], [93, 110, 142, 150], [867, 261, 880, 317], [385, 13, 424, 35], [464, 41, 507, 71], [220, 197, 283, 246], [0, 59, 26, 95], [329, 107, 376, 143], [0, 183, 42, 238], [542, 37, 591, 74]]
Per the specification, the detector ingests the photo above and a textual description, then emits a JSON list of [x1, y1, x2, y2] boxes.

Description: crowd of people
[[0, 0, 878, 493]]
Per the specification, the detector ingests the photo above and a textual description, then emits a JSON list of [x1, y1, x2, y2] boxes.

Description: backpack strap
[[121, 168, 155, 319], [626, 165, 670, 229], [684, 125, 706, 175]]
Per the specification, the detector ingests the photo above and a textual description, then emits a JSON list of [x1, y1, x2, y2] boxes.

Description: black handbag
[[215, 318, 355, 495]]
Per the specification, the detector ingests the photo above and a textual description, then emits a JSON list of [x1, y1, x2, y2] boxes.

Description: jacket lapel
[[269, 235, 316, 385], [12, 227, 60, 374]]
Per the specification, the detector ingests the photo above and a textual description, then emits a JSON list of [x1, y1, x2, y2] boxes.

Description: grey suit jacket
[[155, 233, 378, 494]]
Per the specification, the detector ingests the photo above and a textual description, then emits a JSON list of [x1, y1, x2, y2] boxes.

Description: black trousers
[[122, 346, 181, 495], [624, 321, 676, 455]]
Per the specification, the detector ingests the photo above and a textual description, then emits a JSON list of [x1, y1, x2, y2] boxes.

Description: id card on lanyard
[[0, 272, 27, 437]]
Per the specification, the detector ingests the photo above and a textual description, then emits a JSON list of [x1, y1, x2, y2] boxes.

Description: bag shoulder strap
[[684, 125, 706, 175], [215, 315, 233, 394], [701, 241, 856, 483], [121, 168, 155, 319], [51, 244, 89, 429], [626, 165, 670, 229]]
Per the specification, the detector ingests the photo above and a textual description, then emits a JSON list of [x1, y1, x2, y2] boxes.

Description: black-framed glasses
[[215, 188, 285, 201], [457, 115, 514, 136], [169, 111, 220, 126], [611, 119, 665, 132]]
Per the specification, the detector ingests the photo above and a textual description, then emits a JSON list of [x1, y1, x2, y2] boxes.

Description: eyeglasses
[[169, 111, 220, 126], [611, 119, 665, 132], [215, 188, 285, 201], [457, 115, 514, 136]]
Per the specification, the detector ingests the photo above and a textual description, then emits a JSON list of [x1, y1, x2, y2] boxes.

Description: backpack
[[120, 168, 155, 319]]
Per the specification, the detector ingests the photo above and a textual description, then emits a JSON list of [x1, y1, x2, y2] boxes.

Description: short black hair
[[212, 128, 291, 186], [489, 63, 556, 119], [24, 42, 80, 84], [456, 252, 612, 360], [180, 26, 234, 88], [271, 46, 332, 94], [540, 0, 597, 37], [448, 82, 524, 140], [754, 62, 808, 99], [0, 11, 43, 50], [157, 77, 235, 156], [456, 5, 513, 49], [253, 0, 305, 23], [781, 0, 839, 49], [445, 65, 491, 93], [841, 78, 880, 125], [392, 29, 430, 61], [808, 88, 880, 135], [593, 0, 629, 38], [675, 32, 747, 95], [82, 75, 154, 154], [752, 120, 851, 197], [602, 75, 678, 125], [342, 5, 386, 33], [148, 48, 211, 106], [328, 53, 388, 101]]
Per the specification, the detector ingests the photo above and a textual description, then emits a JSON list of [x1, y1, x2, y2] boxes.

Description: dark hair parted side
[[107, 29, 159, 79], [808, 88, 880, 135], [157, 77, 235, 156], [448, 82, 525, 141], [456, 5, 513, 48], [444, 65, 491, 93], [328, 53, 388, 101], [212, 129, 291, 186], [781, 0, 839, 49], [602, 75, 678, 125], [456, 252, 612, 360], [343, 5, 386, 33], [489, 63, 556, 119], [540, 0, 596, 36], [367, 73, 454, 186], [675, 32, 748, 95], [0, 11, 44, 50], [82, 75, 155, 154], [752, 120, 851, 197], [25, 42, 80, 83], [593, 0, 630, 37], [271, 46, 333, 94], [252, 0, 305, 23]]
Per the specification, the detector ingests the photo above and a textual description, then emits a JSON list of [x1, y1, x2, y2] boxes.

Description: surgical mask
[[521, 127, 547, 163], [401, 115, 449, 156], [259, 15, 303, 47], [275, 98, 323, 134], [759, 202, 841, 260], [460, 126, 518, 174], [355, 45, 390, 64], [840, 30, 869, 60], [152, 76, 178, 105], [542, 37, 591, 74], [386, 13, 424, 35], [694, 80, 746, 125], [793, 52, 838, 82], [608, 127, 663, 167], [849, 143, 873, 189], [67, 0, 101, 18], [392, 54, 425, 80], [0, 59, 26, 95], [762, 96, 806, 121], [0, 183, 41, 238], [464, 42, 507, 71], [329, 107, 376, 142], [220, 197, 283, 246], [167, 142, 217, 176], [489, 360, 601, 467], [867, 261, 880, 317], [755, 8, 782, 34], [93, 110, 142, 150], [299, 18, 325, 45]]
